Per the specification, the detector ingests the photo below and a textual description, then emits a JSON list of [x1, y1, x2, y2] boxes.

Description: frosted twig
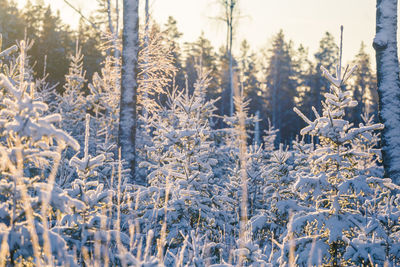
[[0, 45, 18, 58]]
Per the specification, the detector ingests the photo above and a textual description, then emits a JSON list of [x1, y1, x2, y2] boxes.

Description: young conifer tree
[[138, 67, 228, 261], [0, 40, 82, 266], [136, 22, 177, 184], [56, 42, 87, 148], [283, 36, 396, 264], [60, 114, 129, 265], [86, 36, 122, 185]]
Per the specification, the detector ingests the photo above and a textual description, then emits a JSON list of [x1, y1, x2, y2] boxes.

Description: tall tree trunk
[[272, 54, 279, 143], [228, 1, 234, 117], [373, 0, 400, 184], [107, 0, 115, 36], [106, 0, 120, 60], [223, 0, 236, 117], [142, 0, 149, 117], [254, 110, 260, 146], [119, 0, 139, 183], [229, 42, 234, 117]]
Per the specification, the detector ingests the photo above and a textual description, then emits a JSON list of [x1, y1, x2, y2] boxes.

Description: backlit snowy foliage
[[0, 28, 399, 266]]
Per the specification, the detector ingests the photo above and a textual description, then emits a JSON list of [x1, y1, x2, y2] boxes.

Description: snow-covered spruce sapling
[[343, 187, 400, 266], [136, 22, 177, 184], [85, 34, 127, 187], [223, 91, 259, 217], [342, 111, 400, 266], [138, 67, 228, 261], [263, 119, 278, 158], [286, 57, 386, 265], [0, 41, 81, 265], [220, 88, 273, 265], [352, 112, 383, 177], [54, 42, 88, 190], [218, 89, 257, 255], [286, 136, 314, 210], [87, 69, 120, 184], [291, 136, 313, 174], [56, 41, 88, 149], [250, 145, 300, 263], [59, 114, 128, 265], [87, 49, 121, 146], [232, 231, 269, 266], [246, 144, 267, 218]]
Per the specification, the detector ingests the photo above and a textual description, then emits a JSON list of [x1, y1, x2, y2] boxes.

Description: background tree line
[[0, 0, 378, 145]]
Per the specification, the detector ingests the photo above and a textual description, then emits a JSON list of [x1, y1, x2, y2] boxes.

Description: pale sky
[[17, 0, 380, 65]]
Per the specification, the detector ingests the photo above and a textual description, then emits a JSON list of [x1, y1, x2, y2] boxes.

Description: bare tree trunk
[[116, 0, 119, 34], [119, 0, 139, 183], [228, 0, 235, 117], [254, 110, 260, 146], [229, 46, 234, 117], [373, 0, 400, 183], [272, 53, 279, 143], [107, 0, 115, 36], [142, 0, 150, 117], [221, 0, 236, 117], [106, 0, 120, 60], [228, 1, 234, 117], [145, 0, 149, 29]]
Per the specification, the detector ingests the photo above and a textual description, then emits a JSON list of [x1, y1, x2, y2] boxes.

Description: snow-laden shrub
[[282, 57, 396, 265], [137, 67, 230, 264], [0, 40, 81, 266]]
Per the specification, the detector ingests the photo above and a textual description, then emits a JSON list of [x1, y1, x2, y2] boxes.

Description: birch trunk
[[119, 0, 139, 183], [373, 0, 400, 183]]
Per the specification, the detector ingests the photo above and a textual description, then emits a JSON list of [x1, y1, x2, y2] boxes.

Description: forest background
[[0, 0, 379, 145]]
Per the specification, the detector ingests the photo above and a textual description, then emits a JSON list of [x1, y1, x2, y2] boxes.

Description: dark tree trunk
[[119, 0, 139, 183]]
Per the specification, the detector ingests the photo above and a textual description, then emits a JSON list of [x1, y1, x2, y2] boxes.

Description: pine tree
[[184, 32, 219, 101], [293, 44, 314, 133], [238, 40, 264, 137], [263, 30, 297, 143], [23, 3, 73, 89], [312, 32, 338, 114], [138, 67, 229, 256], [0, 40, 81, 265], [163, 16, 185, 88], [222, 91, 261, 220], [0, 0, 25, 48], [56, 42, 88, 149], [349, 42, 377, 125], [77, 18, 102, 82], [60, 114, 128, 265], [216, 0, 240, 117], [136, 21, 177, 184], [288, 47, 388, 265]]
